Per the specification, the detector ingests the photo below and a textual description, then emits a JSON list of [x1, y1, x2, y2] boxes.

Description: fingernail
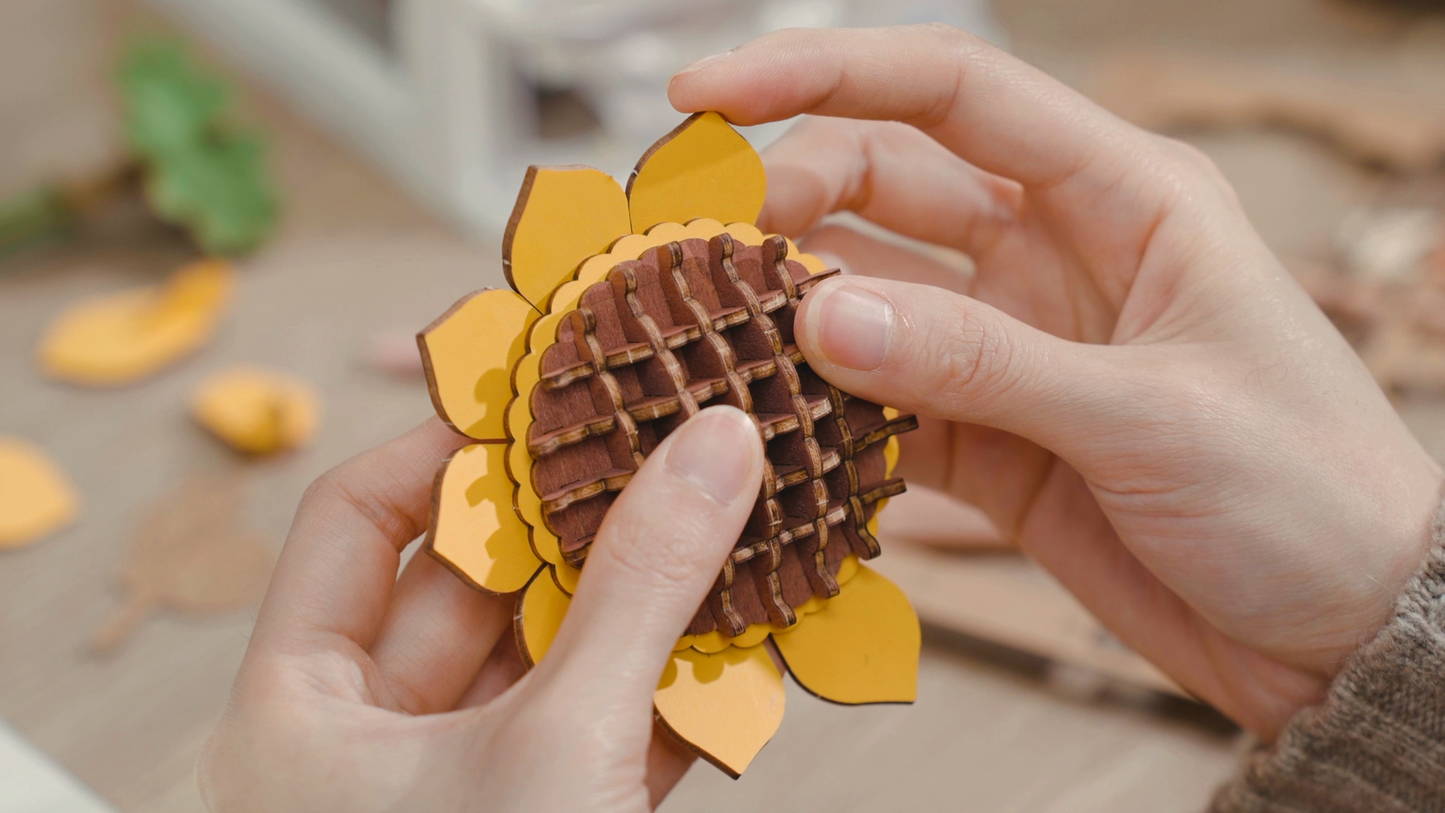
[[674, 50, 732, 77], [665, 406, 758, 504], [806, 282, 893, 371]]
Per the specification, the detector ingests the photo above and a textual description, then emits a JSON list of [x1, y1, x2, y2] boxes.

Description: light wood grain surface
[[8, 0, 1443, 810]]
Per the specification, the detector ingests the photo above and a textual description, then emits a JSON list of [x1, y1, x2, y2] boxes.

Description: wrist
[[1246, 472, 1444, 740]]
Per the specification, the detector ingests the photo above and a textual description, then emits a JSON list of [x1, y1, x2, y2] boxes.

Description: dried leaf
[[38, 259, 233, 386], [0, 437, 79, 550], [191, 366, 321, 454], [92, 477, 273, 654]]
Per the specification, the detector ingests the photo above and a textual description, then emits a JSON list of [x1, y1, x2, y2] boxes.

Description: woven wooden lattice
[[528, 233, 918, 637]]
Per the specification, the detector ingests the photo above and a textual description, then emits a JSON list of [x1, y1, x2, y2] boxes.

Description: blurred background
[[4, 0, 1445, 810]]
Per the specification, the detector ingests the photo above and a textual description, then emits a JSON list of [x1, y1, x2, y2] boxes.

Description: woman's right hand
[[670, 24, 1443, 740]]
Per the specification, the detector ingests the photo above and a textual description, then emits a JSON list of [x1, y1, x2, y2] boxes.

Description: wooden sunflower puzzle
[[417, 112, 922, 777]]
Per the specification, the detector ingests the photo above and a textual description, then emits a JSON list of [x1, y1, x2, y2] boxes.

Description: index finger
[[252, 417, 470, 649], [668, 24, 1147, 195]]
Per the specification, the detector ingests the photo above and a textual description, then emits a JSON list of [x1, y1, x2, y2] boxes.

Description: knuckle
[[1153, 135, 1243, 209], [298, 467, 345, 511], [916, 21, 983, 49], [298, 464, 418, 545], [592, 489, 727, 595], [933, 310, 1016, 407], [599, 522, 705, 590]]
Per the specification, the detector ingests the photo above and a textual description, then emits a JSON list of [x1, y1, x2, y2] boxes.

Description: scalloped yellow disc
[[191, 366, 320, 454], [626, 112, 767, 233], [0, 438, 79, 549], [39, 259, 233, 386]]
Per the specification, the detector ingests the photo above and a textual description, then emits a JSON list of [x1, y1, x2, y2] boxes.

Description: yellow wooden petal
[[771, 564, 920, 705], [0, 438, 79, 549], [552, 561, 581, 595], [191, 366, 320, 454], [419, 288, 536, 441], [654, 645, 785, 777], [39, 259, 232, 386], [516, 567, 571, 666], [426, 443, 542, 594], [504, 166, 631, 308], [627, 112, 766, 233]]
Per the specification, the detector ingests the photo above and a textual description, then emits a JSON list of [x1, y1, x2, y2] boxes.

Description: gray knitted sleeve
[[1210, 514, 1445, 812]]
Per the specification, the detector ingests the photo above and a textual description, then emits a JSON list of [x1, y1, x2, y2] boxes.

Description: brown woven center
[[527, 234, 917, 637]]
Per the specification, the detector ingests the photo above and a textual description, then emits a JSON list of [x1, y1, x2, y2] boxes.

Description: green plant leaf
[[117, 37, 278, 255], [144, 134, 278, 256], [118, 38, 228, 159]]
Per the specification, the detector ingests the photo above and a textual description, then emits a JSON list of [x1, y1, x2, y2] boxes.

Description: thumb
[[531, 405, 764, 705], [795, 276, 1142, 453]]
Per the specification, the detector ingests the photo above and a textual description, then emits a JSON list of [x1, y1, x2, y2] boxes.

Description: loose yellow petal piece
[[39, 259, 233, 386], [419, 288, 536, 441], [503, 166, 631, 308], [772, 564, 920, 705], [627, 112, 766, 233], [654, 645, 786, 778], [516, 568, 571, 666], [191, 366, 320, 454], [0, 438, 79, 549], [426, 443, 542, 594]]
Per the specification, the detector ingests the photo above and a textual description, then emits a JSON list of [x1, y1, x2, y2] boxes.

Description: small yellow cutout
[[503, 166, 631, 308], [427, 444, 543, 594], [39, 259, 233, 386], [654, 645, 786, 778], [626, 112, 767, 233], [0, 438, 79, 549], [419, 289, 537, 441], [191, 366, 320, 454], [517, 569, 571, 666], [772, 564, 920, 705]]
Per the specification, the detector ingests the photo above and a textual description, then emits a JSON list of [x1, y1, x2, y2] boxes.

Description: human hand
[[197, 408, 763, 811], [669, 25, 1444, 739]]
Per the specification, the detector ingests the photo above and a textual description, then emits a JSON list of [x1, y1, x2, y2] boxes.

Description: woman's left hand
[[198, 408, 764, 812]]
